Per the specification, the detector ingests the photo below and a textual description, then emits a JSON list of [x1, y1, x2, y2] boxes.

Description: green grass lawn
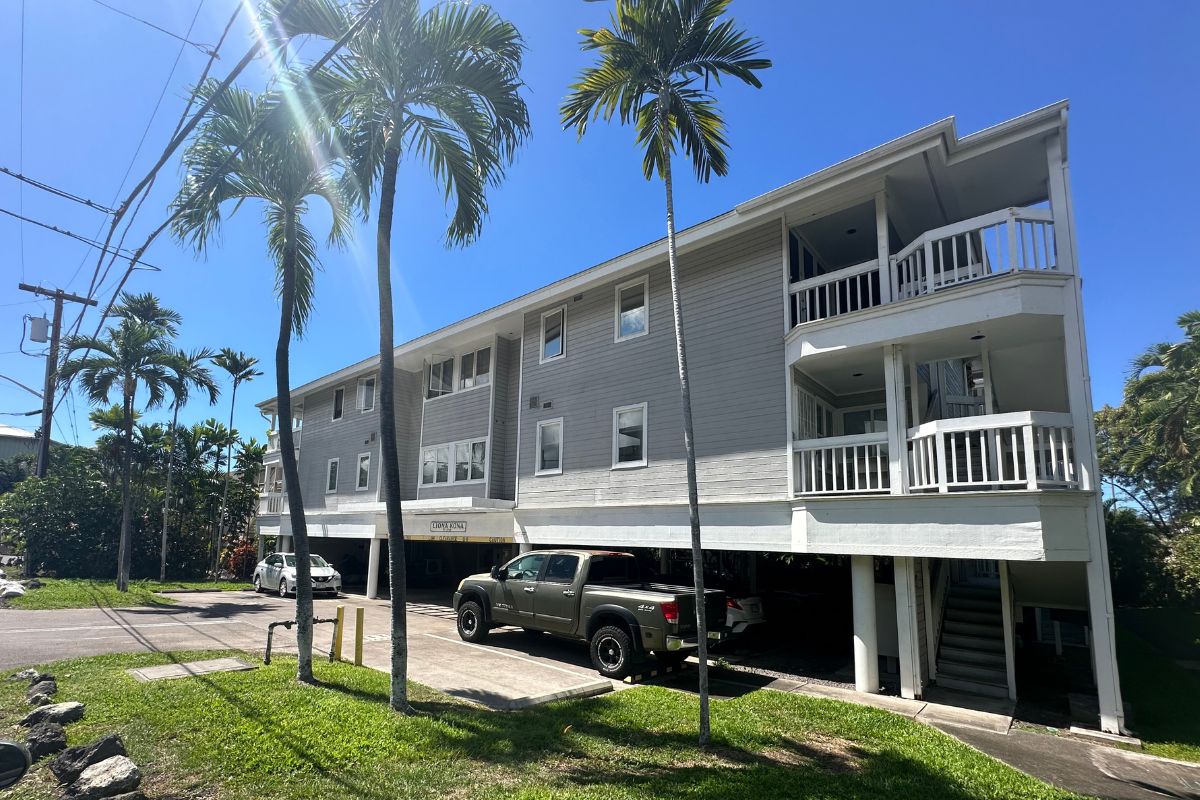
[[1117, 611, 1200, 762], [0, 650, 1079, 800], [3, 578, 252, 610]]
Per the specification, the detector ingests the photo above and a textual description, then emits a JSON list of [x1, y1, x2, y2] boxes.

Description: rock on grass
[[21, 701, 83, 726], [50, 733, 128, 785]]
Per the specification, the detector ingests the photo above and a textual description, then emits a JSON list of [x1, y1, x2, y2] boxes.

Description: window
[[541, 307, 565, 363], [505, 553, 547, 581], [325, 458, 339, 494], [841, 406, 888, 435], [424, 438, 486, 485], [357, 376, 376, 412], [535, 418, 563, 475], [427, 357, 454, 399], [332, 387, 345, 421], [542, 554, 579, 584], [612, 403, 647, 468], [615, 276, 648, 341], [460, 346, 492, 389], [266, 554, 282, 566], [421, 445, 450, 485], [356, 453, 371, 491]]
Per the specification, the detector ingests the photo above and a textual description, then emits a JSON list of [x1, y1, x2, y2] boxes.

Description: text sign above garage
[[430, 520, 467, 533]]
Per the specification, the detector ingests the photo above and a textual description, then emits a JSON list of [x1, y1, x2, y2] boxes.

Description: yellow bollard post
[[354, 606, 365, 667], [331, 605, 345, 662]]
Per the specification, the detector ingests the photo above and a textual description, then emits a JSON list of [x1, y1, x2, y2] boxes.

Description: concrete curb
[[499, 680, 614, 711]]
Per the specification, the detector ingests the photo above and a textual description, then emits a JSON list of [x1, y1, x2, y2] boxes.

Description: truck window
[[542, 554, 579, 584], [586, 556, 637, 584], [505, 553, 547, 581]]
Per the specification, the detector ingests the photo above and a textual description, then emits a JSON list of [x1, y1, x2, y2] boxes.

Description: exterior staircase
[[936, 583, 1009, 698]]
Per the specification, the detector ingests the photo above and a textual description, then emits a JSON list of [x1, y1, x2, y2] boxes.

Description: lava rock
[[27, 678, 57, 699], [27, 692, 51, 706], [20, 700, 83, 726], [50, 733, 127, 785], [7, 668, 40, 683], [65, 755, 141, 800], [25, 721, 67, 760]]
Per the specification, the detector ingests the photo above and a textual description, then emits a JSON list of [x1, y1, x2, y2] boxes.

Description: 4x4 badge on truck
[[636, 604, 655, 613]]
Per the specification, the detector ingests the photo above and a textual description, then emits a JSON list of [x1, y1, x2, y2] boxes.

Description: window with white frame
[[356, 452, 371, 491], [541, 307, 565, 363], [535, 418, 563, 475], [325, 458, 339, 493], [332, 387, 345, 421], [427, 357, 454, 399], [612, 403, 647, 468], [460, 346, 492, 390], [615, 276, 648, 341], [357, 376, 376, 412], [421, 438, 487, 485]]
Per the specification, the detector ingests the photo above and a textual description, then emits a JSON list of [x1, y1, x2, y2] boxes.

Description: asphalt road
[[0, 590, 612, 709]]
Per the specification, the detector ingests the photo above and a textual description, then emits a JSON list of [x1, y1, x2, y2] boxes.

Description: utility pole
[[17, 283, 97, 477]]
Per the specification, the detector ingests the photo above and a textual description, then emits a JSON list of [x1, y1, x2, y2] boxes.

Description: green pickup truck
[[452, 549, 728, 679]]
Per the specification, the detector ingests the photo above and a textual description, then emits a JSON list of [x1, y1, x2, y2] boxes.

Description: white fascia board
[[259, 103, 1070, 411]]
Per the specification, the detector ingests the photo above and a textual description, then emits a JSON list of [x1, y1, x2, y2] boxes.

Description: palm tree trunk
[[159, 404, 180, 582], [378, 142, 413, 713], [118, 386, 135, 593], [662, 143, 711, 745], [276, 206, 315, 683], [214, 381, 239, 575]]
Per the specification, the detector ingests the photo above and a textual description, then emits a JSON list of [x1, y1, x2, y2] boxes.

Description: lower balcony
[[792, 412, 1078, 497]]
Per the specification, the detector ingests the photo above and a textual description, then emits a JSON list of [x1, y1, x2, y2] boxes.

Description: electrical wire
[[18, 0, 26, 281], [0, 167, 118, 214], [0, 207, 165, 270], [87, 0, 218, 57]]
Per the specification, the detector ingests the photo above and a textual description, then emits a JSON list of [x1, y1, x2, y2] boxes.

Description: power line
[[0, 207, 164, 271], [87, 0, 218, 57], [0, 167, 118, 214], [18, 0, 26, 282]]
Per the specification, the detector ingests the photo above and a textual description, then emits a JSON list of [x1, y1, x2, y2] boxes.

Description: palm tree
[[60, 318, 177, 591], [562, 0, 769, 743], [160, 348, 220, 581], [115, 292, 183, 336], [171, 80, 350, 683], [211, 349, 262, 576], [267, 0, 529, 711]]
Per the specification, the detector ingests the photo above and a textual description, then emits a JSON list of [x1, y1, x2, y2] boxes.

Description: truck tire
[[457, 600, 488, 643], [590, 625, 634, 679]]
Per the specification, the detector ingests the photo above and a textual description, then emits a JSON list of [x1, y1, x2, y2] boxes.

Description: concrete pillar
[[894, 556, 922, 699], [279, 535, 292, 553], [366, 537, 381, 600], [851, 555, 880, 693], [256, 536, 265, 561], [518, 541, 532, 554], [882, 345, 910, 494], [998, 561, 1018, 701]]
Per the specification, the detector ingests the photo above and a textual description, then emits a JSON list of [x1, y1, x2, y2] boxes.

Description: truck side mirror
[[0, 741, 31, 789], [490, 566, 507, 581]]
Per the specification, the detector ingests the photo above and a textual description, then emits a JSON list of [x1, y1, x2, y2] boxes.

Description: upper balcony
[[787, 206, 1059, 331]]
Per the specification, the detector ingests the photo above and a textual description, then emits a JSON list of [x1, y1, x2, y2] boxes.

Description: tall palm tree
[[171, 80, 350, 683], [114, 292, 183, 336], [60, 319, 176, 591], [160, 347, 221, 581], [211, 349, 262, 576], [267, 0, 529, 711], [562, 0, 769, 743]]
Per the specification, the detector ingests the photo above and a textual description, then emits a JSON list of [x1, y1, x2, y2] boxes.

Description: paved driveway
[[0, 590, 612, 709]]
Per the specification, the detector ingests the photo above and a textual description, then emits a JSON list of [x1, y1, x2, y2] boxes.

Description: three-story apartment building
[[256, 102, 1125, 734]]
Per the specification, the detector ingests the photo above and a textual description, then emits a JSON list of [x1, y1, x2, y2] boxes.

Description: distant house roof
[[0, 424, 35, 441]]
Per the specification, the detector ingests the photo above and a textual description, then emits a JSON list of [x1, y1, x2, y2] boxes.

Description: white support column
[[256, 535, 265, 561], [851, 555, 879, 694], [875, 190, 893, 305], [518, 541, 532, 554], [279, 535, 292, 553], [883, 345, 910, 494], [366, 537, 381, 600], [894, 556, 923, 699], [998, 561, 1017, 701], [1047, 127, 1124, 733]]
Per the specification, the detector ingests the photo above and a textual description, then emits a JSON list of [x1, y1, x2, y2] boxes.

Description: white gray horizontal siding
[[489, 336, 520, 501], [417, 353, 494, 501], [294, 379, 381, 508], [517, 220, 788, 508]]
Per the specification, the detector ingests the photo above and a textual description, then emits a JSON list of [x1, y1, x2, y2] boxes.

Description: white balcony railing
[[892, 207, 1057, 301], [266, 429, 301, 452], [788, 206, 1058, 330], [788, 259, 882, 325], [793, 431, 890, 495], [259, 492, 285, 514], [907, 411, 1077, 493]]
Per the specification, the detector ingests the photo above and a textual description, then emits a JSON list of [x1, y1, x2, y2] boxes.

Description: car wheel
[[590, 625, 634, 679], [456, 601, 488, 643], [253, 575, 263, 594], [278, 578, 289, 598]]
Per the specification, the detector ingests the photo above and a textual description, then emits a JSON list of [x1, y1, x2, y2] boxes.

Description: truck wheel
[[590, 625, 634, 679], [457, 601, 488, 643]]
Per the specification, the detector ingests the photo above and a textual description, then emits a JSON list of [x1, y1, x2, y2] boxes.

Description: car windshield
[[282, 555, 330, 568]]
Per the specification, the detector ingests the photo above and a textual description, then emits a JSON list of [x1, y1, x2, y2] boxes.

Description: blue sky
[[1, 0, 1197, 446]]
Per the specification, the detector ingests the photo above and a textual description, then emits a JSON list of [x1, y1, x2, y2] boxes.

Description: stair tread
[[937, 674, 1010, 699], [941, 633, 1005, 652], [937, 660, 1008, 682], [939, 646, 1006, 665]]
